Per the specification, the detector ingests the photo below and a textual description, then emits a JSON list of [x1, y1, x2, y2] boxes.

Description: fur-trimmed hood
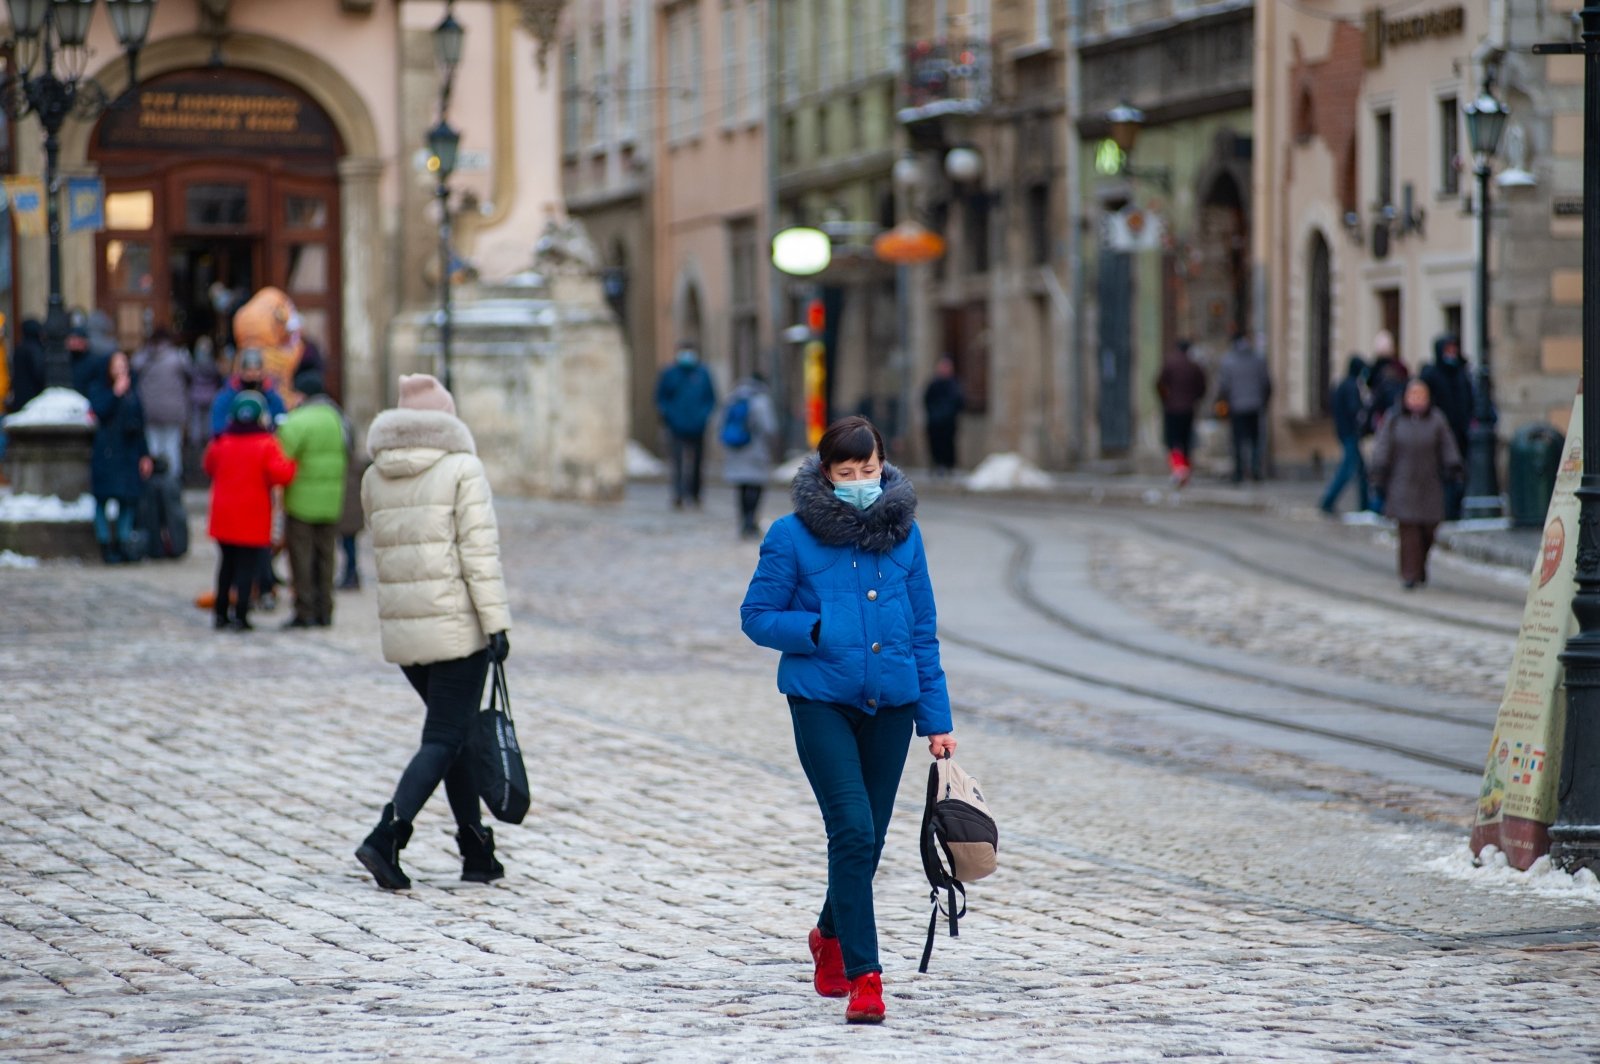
[[791, 454, 916, 554], [367, 407, 477, 479]]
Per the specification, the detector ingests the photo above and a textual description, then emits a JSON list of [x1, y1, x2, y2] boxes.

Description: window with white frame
[[617, 15, 636, 141], [722, 1, 739, 126], [1439, 95, 1460, 196], [689, 6, 703, 136], [743, 0, 763, 123], [590, 24, 608, 147], [667, 5, 702, 142], [781, 0, 799, 103], [562, 38, 580, 155]]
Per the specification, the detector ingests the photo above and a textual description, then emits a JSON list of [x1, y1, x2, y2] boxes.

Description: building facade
[[9, 0, 562, 431]]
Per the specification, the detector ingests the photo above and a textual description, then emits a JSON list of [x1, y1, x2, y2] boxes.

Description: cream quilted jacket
[[361, 408, 512, 666]]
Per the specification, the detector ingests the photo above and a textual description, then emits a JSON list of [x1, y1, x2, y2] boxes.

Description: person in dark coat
[[1155, 339, 1207, 486], [1371, 379, 1464, 589], [88, 351, 153, 564], [69, 326, 101, 397], [1319, 356, 1371, 514], [8, 318, 46, 413], [1420, 333, 1474, 520], [740, 416, 956, 1026], [1216, 332, 1272, 482], [654, 341, 717, 508], [922, 357, 965, 477]]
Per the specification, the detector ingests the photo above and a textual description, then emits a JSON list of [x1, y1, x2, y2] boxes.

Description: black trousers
[[391, 648, 491, 829], [215, 543, 268, 623], [286, 517, 338, 624], [670, 432, 705, 505], [1162, 410, 1195, 458], [926, 421, 957, 472], [737, 484, 763, 533], [1230, 411, 1263, 481]]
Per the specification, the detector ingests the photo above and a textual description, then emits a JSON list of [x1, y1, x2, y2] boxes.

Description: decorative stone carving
[[533, 211, 601, 276], [517, 0, 568, 81]]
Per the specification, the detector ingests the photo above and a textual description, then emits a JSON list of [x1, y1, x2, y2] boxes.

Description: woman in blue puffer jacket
[[741, 415, 956, 1026]]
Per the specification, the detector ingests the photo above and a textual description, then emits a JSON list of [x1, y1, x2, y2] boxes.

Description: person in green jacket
[[277, 370, 350, 628]]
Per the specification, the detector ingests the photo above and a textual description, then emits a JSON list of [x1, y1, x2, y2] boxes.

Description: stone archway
[[54, 33, 386, 424]]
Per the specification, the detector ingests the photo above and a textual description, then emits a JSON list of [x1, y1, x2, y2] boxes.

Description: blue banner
[[66, 176, 104, 233]]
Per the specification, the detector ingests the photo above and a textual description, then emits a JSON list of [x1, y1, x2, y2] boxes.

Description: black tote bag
[[469, 659, 531, 824]]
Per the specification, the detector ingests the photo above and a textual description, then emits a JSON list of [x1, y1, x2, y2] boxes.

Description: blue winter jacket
[[211, 378, 287, 436], [741, 458, 953, 736], [655, 360, 717, 438]]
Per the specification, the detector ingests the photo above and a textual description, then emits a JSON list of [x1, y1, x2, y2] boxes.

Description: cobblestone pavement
[[4, 485, 1600, 1061]]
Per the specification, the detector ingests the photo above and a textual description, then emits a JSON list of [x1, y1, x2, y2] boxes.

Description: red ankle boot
[[845, 971, 885, 1024], [808, 927, 850, 997]]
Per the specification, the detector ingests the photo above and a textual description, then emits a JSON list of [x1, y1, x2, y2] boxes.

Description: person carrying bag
[[354, 374, 513, 891]]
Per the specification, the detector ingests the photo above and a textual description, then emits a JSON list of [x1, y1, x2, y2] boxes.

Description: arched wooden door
[[90, 68, 343, 396]]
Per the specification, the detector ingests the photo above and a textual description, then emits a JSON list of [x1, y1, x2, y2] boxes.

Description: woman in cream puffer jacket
[[354, 373, 513, 892]]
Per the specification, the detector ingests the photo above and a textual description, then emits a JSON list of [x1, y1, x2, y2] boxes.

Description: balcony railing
[[897, 39, 992, 125]]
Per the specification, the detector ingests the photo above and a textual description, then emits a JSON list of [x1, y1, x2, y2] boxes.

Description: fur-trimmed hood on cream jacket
[[361, 408, 512, 666]]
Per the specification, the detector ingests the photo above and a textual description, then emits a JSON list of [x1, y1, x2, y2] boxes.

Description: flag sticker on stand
[[4, 177, 45, 237], [66, 177, 104, 233]]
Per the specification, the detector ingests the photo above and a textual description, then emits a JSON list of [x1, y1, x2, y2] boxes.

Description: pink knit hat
[[398, 373, 456, 416]]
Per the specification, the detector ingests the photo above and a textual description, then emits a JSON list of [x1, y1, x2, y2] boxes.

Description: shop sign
[[1364, 5, 1465, 68], [95, 70, 340, 158]]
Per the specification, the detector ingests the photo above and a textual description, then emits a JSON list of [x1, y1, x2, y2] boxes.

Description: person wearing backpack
[[722, 372, 779, 538], [740, 415, 957, 1025]]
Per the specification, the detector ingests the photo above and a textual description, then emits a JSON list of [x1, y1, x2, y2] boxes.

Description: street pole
[[437, 178, 453, 393], [1464, 158, 1502, 517], [1548, 5, 1600, 873]]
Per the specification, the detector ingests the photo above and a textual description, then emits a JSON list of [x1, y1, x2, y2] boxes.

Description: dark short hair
[[817, 415, 885, 469], [294, 370, 325, 396]]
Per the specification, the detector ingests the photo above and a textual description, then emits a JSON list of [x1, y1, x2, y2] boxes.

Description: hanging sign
[[4, 176, 45, 237], [66, 176, 104, 233], [1471, 389, 1582, 869]]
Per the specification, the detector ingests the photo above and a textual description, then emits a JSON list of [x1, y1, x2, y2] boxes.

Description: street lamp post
[[1463, 84, 1509, 519], [429, 3, 463, 393], [4, 0, 155, 387], [1544, 6, 1600, 873]]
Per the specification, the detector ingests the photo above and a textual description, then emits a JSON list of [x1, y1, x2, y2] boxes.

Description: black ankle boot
[[457, 823, 505, 883], [355, 802, 413, 889]]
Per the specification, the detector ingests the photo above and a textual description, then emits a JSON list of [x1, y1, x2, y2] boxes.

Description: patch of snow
[[625, 440, 666, 478], [0, 549, 39, 568], [771, 452, 809, 486], [1340, 509, 1392, 527], [965, 453, 1053, 492], [0, 492, 95, 522], [1450, 516, 1514, 533], [3, 387, 94, 429], [1427, 842, 1600, 901]]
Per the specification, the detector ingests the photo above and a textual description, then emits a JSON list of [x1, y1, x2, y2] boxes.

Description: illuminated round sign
[[771, 227, 831, 276]]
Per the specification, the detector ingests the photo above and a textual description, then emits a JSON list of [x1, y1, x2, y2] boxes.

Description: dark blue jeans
[[1319, 436, 1370, 512], [392, 648, 491, 829], [789, 696, 914, 978]]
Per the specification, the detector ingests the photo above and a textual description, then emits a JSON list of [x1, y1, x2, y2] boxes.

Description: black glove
[[487, 631, 510, 663]]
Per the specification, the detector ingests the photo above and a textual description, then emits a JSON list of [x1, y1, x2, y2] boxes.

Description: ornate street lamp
[[1103, 102, 1172, 195], [1543, 6, 1600, 874], [4, 0, 157, 387], [1462, 84, 1510, 518], [429, 3, 463, 393]]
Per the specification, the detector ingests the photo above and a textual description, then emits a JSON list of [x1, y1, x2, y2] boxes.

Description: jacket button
[[867, 589, 878, 601], [867, 698, 877, 707], [871, 642, 881, 653]]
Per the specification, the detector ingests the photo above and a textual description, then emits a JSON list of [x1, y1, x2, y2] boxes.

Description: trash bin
[[1508, 423, 1565, 528]]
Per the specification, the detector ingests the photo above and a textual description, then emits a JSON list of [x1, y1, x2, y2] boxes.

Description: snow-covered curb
[[3, 387, 93, 429], [1428, 843, 1600, 900], [0, 492, 95, 522], [625, 440, 666, 479], [965, 452, 1053, 492], [0, 549, 39, 569]]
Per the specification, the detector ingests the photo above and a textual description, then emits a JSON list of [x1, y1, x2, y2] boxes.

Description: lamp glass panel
[[8, 0, 49, 37], [106, 0, 155, 48], [50, 0, 96, 47], [433, 12, 465, 73], [428, 121, 460, 176]]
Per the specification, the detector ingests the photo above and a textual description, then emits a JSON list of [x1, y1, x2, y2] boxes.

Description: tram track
[[936, 514, 1488, 777]]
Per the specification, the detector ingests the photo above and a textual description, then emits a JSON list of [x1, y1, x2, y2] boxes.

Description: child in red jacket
[[203, 391, 297, 631]]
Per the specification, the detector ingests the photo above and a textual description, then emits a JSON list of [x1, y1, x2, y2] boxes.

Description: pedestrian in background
[[722, 371, 779, 538], [1371, 379, 1463, 590], [8, 318, 45, 414], [654, 341, 717, 509], [276, 370, 349, 628], [134, 327, 192, 479], [1216, 332, 1272, 483], [202, 391, 297, 630], [740, 415, 957, 1026], [337, 447, 369, 591], [355, 373, 512, 891], [210, 349, 287, 437], [1421, 333, 1473, 520], [1319, 355, 1372, 515], [188, 336, 223, 461], [1156, 339, 1207, 487], [88, 351, 153, 564], [922, 357, 965, 478]]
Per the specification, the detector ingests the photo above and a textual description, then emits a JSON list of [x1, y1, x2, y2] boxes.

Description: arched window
[[1306, 232, 1333, 414]]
